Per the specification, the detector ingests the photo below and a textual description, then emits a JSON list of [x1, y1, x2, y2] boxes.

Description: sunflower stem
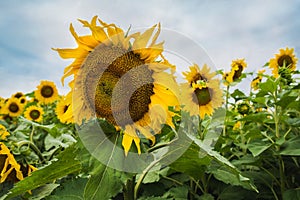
[[124, 175, 135, 200], [16, 141, 45, 163], [223, 85, 230, 137]]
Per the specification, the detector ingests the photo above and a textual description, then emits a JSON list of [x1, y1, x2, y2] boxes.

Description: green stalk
[[124, 176, 135, 200], [16, 141, 45, 163], [223, 85, 230, 137]]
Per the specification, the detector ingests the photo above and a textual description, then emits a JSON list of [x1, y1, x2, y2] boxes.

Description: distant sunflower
[[5, 98, 24, 117], [0, 125, 10, 140], [237, 101, 251, 115], [11, 92, 24, 99], [230, 59, 247, 81], [34, 81, 59, 104], [56, 92, 74, 124], [24, 106, 44, 122], [182, 64, 223, 119], [251, 69, 265, 90], [54, 16, 179, 155], [19, 96, 27, 105], [269, 47, 298, 78], [0, 100, 5, 115], [0, 142, 24, 183]]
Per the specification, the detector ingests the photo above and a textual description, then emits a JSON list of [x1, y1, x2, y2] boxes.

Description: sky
[[0, 0, 299, 98]]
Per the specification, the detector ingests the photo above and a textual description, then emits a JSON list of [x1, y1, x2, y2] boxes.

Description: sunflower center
[[233, 65, 243, 80], [41, 86, 54, 98], [81, 44, 154, 127], [63, 105, 69, 113], [9, 103, 19, 113], [20, 98, 26, 104], [278, 55, 293, 67], [29, 110, 40, 120], [194, 88, 211, 106]]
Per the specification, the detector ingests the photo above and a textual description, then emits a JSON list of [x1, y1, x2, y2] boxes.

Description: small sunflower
[[237, 101, 251, 115], [5, 98, 24, 117], [34, 80, 59, 104], [56, 92, 74, 124], [11, 92, 24, 99], [0, 142, 24, 183], [0, 124, 10, 140], [269, 47, 298, 78], [24, 105, 44, 122], [54, 16, 179, 155], [182, 64, 223, 119], [233, 121, 241, 131], [251, 69, 265, 90], [19, 96, 27, 105], [223, 59, 247, 85]]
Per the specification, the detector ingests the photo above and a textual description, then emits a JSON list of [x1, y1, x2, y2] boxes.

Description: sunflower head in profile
[[230, 58, 247, 81], [34, 81, 59, 104], [251, 69, 265, 90], [4, 98, 24, 117], [0, 142, 24, 183], [24, 105, 44, 123], [56, 92, 74, 124], [11, 92, 24, 99], [0, 124, 10, 140], [269, 47, 298, 78], [182, 64, 223, 119], [54, 16, 179, 155]]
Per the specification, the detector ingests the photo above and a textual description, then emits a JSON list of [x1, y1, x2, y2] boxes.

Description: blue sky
[[0, 0, 299, 97]]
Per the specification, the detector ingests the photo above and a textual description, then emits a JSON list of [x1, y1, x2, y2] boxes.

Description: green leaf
[[280, 136, 300, 156], [247, 140, 272, 157], [46, 178, 88, 200], [162, 186, 189, 200], [4, 145, 81, 199], [283, 189, 300, 200], [29, 184, 60, 200], [170, 142, 211, 179], [186, 132, 258, 192], [276, 94, 298, 110], [231, 89, 247, 101], [198, 193, 214, 200], [83, 136, 129, 200], [260, 79, 277, 93]]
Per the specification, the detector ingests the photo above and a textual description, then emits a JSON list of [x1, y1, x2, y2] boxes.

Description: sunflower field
[[0, 17, 299, 200]]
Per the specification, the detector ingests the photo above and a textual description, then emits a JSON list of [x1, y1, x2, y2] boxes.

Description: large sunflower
[[4, 98, 24, 117], [269, 47, 298, 78], [34, 80, 59, 104], [24, 105, 44, 123], [54, 16, 179, 155], [56, 92, 74, 124], [182, 64, 223, 119], [0, 142, 24, 183]]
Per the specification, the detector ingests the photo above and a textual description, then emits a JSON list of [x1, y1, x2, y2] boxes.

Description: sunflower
[[0, 124, 10, 140], [11, 92, 24, 99], [19, 96, 27, 105], [251, 69, 265, 90], [24, 105, 44, 122], [56, 92, 74, 124], [4, 98, 24, 117], [237, 101, 252, 115], [223, 59, 247, 85], [54, 16, 179, 155], [34, 80, 59, 104], [0, 99, 5, 115], [269, 47, 298, 78], [182, 64, 223, 119], [0, 142, 24, 183]]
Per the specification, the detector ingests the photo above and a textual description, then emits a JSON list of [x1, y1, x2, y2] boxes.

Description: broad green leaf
[[46, 178, 88, 200], [170, 142, 211, 179], [4, 145, 81, 199], [83, 135, 130, 200], [29, 184, 60, 200], [198, 193, 214, 200], [283, 189, 300, 200], [162, 186, 189, 200], [280, 136, 300, 156], [231, 89, 247, 101], [260, 79, 277, 93], [247, 140, 272, 157], [275, 94, 298, 110]]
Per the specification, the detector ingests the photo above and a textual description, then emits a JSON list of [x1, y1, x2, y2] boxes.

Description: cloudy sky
[[0, 0, 299, 97]]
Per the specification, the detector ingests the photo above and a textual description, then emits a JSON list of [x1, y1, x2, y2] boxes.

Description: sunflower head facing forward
[[4, 98, 24, 117], [182, 64, 223, 119], [34, 80, 59, 104], [269, 47, 298, 78], [54, 16, 179, 155], [24, 105, 44, 123]]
